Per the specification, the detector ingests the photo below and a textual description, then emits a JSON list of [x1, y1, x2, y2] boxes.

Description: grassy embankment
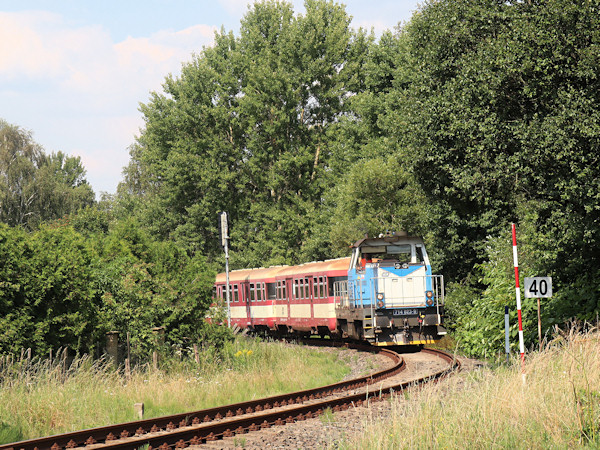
[[337, 329, 600, 449], [0, 337, 350, 444]]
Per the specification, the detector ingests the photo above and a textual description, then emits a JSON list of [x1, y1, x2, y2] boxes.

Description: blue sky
[[0, 0, 422, 196]]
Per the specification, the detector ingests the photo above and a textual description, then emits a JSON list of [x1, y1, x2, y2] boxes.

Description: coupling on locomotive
[[214, 232, 446, 346]]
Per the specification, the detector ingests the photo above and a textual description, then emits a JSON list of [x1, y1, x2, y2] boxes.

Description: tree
[[0, 119, 95, 228], [380, 0, 600, 356], [396, 0, 600, 285], [34, 152, 96, 224], [93, 217, 217, 358], [0, 223, 99, 354], [0, 212, 218, 357], [0, 120, 44, 227], [121, 0, 370, 267], [329, 156, 429, 251]]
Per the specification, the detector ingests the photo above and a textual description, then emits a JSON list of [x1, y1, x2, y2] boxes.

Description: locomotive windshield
[[350, 236, 430, 269], [362, 244, 411, 264]]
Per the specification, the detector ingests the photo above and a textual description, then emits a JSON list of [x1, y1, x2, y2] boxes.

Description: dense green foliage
[[398, 0, 600, 356], [0, 223, 98, 353], [401, 0, 600, 283], [0, 121, 221, 358], [0, 207, 219, 358], [121, 0, 376, 267], [2, 0, 600, 359]]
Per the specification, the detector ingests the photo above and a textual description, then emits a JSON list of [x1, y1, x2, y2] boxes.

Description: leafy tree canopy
[[121, 0, 373, 267], [362, 0, 600, 284], [0, 119, 95, 229], [393, 0, 600, 355]]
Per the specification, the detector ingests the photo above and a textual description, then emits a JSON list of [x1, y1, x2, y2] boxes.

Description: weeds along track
[[2, 344, 459, 450]]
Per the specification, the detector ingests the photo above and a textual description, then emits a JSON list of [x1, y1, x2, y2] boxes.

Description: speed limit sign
[[524, 277, 552, 298]]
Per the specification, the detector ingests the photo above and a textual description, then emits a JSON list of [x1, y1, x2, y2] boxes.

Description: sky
[[0, 0, 422, 196]]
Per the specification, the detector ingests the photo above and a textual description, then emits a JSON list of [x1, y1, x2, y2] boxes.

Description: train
[[214, 232, 446, 346]]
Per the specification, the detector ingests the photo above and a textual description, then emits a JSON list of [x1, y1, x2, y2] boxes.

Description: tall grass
[[0, 338, 350, 443], [336, 328, 600, 449]]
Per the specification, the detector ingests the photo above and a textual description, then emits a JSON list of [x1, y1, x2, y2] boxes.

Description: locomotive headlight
[[425, 290, 434, 306], [376, 292, 385, 308]]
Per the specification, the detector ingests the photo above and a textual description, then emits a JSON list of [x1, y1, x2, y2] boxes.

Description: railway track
[[2, 344, 459, 450]]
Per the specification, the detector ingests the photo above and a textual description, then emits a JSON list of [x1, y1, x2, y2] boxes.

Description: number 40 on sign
[[524, 277, 553, 298]]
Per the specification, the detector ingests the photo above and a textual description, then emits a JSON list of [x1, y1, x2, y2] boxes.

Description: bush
[[0, 213, 221, 359]]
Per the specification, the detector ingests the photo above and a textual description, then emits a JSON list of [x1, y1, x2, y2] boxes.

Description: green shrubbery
[[446, 206, 598, 358], [0, 211, 222, 358]]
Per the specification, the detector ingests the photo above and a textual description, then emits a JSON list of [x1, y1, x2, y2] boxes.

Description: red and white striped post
[[512, 223, 525, 365]]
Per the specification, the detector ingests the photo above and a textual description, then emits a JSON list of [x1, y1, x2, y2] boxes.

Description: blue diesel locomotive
[[333, 232, 446, 345]]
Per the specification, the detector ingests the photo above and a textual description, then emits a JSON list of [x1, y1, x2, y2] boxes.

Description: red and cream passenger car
[[214, 258, 349, 337]]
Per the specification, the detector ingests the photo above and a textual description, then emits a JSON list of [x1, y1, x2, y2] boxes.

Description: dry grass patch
[[0, 338, 350, 443], [337, 328, 600, 449]]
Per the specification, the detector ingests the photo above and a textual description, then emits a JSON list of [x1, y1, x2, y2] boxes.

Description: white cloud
[[0, 10, 217, 109], [0, 11, 215, 79], [0, 11, 90, 79], [112, 24, 217, 96], [0, 10, 218, 195]]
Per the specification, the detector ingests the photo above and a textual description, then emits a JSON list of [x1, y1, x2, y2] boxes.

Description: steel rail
[[1, 343, 404, 450], [90, 348, 460, 450]]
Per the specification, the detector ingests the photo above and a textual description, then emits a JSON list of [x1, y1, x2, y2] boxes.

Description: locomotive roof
[[352, 234, 424, 249], [215, 257, 350, 283]]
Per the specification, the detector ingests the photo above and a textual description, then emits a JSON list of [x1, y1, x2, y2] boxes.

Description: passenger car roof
[[215, 258, 350, 283]]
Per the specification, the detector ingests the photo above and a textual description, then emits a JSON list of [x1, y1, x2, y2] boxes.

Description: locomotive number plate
[[393, 309, 418, 316]]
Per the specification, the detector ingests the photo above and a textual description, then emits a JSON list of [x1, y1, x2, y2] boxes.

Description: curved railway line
[[2, 343, 460, 450]]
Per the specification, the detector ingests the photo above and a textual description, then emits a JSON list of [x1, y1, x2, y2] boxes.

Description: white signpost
[[524, 277, 552, 350]]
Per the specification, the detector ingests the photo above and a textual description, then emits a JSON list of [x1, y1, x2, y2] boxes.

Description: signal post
[[220, 212, 231, 328]]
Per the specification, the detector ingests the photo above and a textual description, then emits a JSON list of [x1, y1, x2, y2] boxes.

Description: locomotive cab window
[[415, 246, 425, 264], [361, 244, 412, 266]]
